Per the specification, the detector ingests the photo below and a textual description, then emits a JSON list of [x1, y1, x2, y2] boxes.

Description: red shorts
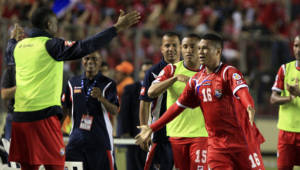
[[9, 116, 65, 165], [277, 130, 300, 168], [208, 146, 265, 170], [169, 137, 208, 170]]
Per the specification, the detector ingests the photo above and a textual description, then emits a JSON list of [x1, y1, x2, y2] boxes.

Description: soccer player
[[147, 34, 208, 170], [7, 7, 140, 170], [139, 32, 181, 170], [62, 52, 119, 170], [270, 35, 300, 170], [136, 33, 265, 170]]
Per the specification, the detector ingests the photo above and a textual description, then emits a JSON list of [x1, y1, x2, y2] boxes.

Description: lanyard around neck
[[81, 79, 97, 102]]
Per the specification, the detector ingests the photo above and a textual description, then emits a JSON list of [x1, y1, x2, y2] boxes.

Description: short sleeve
[[177, 78, 199, 109], [61, 81, 72, 108], [139, 69, 155, 102], [272, 64, 285, 92], [104, 81, 119, 107], [152, 64, 175, 84]]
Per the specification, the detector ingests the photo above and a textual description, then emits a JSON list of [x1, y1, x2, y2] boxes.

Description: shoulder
[[124, 82, 139, 92], [68, 75, 82, 83], [145, 63, 161, 79], [220, 64, 242, 81], [99, 75, 117, 87]]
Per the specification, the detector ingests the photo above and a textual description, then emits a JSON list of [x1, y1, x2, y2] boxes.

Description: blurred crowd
[[1, 0, 300, 115]]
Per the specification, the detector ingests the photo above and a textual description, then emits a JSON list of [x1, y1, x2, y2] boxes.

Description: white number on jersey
[[202, 88, 212, 102], [249, 152, 261, 168]]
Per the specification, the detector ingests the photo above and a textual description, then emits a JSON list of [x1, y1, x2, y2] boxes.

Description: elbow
[[1, 91, 8, 100], [147, 88, 157, 98], [270, 96, 276, 105]]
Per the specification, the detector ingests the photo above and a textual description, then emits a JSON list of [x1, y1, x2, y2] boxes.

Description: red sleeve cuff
[[150, 103, 185, 131]]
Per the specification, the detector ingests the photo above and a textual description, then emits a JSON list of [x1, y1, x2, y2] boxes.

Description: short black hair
[[162, 31, 181, 40], [184, 33, 201, 40], [31, 7, 56, 30], [201, 33, 223, 49]]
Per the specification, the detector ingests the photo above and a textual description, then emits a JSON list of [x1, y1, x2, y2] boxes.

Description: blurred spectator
[[115, 61, 134, 101], [117, 60, 153, 170]]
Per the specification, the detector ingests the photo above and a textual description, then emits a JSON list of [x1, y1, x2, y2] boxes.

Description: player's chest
[[194, 73, 228, 103]]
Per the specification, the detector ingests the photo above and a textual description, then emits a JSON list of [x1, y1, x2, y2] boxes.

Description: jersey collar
[[28, 28, 53, 38], [205, 62, 223, 73]]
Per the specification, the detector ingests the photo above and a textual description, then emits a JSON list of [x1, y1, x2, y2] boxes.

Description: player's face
[[48, 15, 58, 36], [82, 53, 102, 75], [161, 35, 181, 64], [181, 37, 200, 67], [198, 39, 221, 67], [293, 36, 300, 60]]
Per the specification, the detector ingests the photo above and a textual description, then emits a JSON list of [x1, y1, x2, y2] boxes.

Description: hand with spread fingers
[[114, 10, 141, 33], [247, 106, 255, 126], [135, 125, 153, 149], [286, 78, 300, 97], [11, 23, 25, 41]]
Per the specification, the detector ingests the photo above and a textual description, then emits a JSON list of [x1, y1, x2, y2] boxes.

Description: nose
[[187, 47, 193, 53]]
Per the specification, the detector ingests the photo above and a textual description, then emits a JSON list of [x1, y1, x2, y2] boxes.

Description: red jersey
[[272, 64, 285, 92], [153, 63, 201, 83], [176, 63, 264, 152]]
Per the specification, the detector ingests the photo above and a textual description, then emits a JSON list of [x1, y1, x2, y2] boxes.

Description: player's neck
[[85, 71, 97, 80], [206, 62, 219, 74], [184, 61, 200, 70]]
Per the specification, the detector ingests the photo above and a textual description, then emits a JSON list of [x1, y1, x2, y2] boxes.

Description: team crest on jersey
[[232, 73, 241, 80], [74, 86, 82, 93], [215, 89, 223, 98], [64, 40, 76, 47], [140, 87, 145, 95]]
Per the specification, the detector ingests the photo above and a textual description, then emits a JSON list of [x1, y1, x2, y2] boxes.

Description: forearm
[[270, 91, 291, 105], [79, 27, 117, 55], [236, 88, 254, 109], [148, 76, 177, 98], [1, 86, 16, 100], [98, 97, 119, 115], [139, 100, 150, 125], [47, 27, 117, 61], [150, 103, 184, 131]]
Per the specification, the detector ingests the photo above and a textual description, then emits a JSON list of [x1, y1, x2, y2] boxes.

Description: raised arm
[[46, 10, 140, 61]]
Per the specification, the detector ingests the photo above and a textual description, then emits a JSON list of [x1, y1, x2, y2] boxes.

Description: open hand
[[11, 23, 25, 41], [114, 10, 141, 33], [135, 125, 153, 150]]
